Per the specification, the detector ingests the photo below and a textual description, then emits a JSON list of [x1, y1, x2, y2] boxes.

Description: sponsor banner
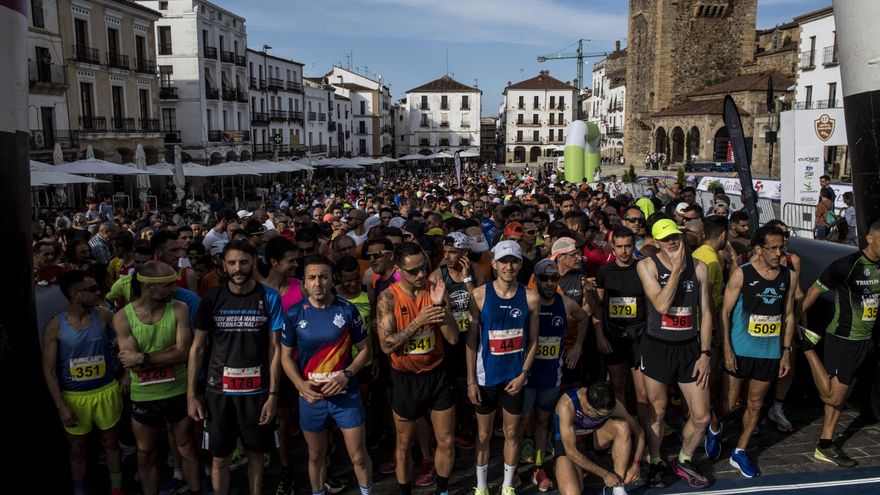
[[696, 176, 782, 200]]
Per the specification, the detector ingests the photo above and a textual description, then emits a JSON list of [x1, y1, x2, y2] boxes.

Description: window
[[532, 114, 539, 125], [107, 28, 119, 56], [533, 95, 539, 108], [79, 82, 93, 119], [558, 113, 563, 124], [359, 139, 367, 154], [462, 95, 469, 109], [516, 130, 523, 142], [111, 86, 124, 121], [74, 18, 88, 47], [162, 108, 176, 130], [421, 95, 428, 109], [237, 112, 242, 129], [158, 26, 172, 55], [518, 96, 524, 109], [517, 114, 524, 125], [550, 96, 556, 108], [139, 89, 149, 119], [827, 82, 837, 107], [549, 114, 555, 125], [533, 130, 539, 142], [206, 109, 212, 132], [223, 110, 228, 130], [549, 129, 555, 141], [559, 96, 565, 109], [159, 1, 168, 10], [31, 0, 44, 28], [805, 85, 813, 109], [441, 95, 448, 109], [359, 121, 366, 133], [360, 101, 366, 115]]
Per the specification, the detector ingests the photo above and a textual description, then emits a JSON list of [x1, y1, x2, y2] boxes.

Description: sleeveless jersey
[[57, 308, 118, 391], [527, 294, 567, 389], [373, 269, 402, 297], [387, 282, 445, 373], [553, 388, 610, 441], [281, 277, 304, 313], [125, 303, 187, 402], [731, 263, 789, 359], [477, 283, 529, 387], [441, 265, 473, 332], [596, 261, 646, 339], [645, 255, 700, 342]]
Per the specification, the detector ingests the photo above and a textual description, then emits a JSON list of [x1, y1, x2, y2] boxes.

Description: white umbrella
[[173, 145, 185, 201], [398, 154, 426, 161], [457, 149, 480, 158], [378, 156, 398, 163], [31, 170, 108, 186], [135, 144, 150, 204], [30, 160, 53, 170], [54, 158, 152, 176], [428, 151, 453, 159]]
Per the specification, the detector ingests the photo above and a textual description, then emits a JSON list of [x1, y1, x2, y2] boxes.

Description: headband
[[136, 272, 179, 284]]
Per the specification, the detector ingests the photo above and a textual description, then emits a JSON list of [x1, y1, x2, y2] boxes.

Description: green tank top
[[342, 291, 373, 365], [125, 303, 187, 402]]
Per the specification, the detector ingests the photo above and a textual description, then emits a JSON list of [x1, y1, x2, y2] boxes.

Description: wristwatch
[[700, 350, 711, 358], [521, 369, 531, 378], [782, 346, 793, 352], [343, 369, 354, 380], [139, 352, 151, 365]]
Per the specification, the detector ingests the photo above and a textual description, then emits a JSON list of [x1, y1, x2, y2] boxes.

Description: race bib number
[[609, 297, 637, 319], [454, 311, 470, 332], [488, 328, 524, 355], [137, 366, 175, 386], [660, 307, 693, 331], [862, 295, 878, 322], [535, 336, 561, 360], [69, 356, 106, 381], [222, 366, 262, 393], [404, 327, 436, 355], [747, 314, 781, 337]]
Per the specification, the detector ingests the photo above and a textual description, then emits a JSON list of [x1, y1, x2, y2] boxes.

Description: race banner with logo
[[780, 108, 848, 208]]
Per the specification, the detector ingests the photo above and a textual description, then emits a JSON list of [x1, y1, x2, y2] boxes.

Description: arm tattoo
[[377, 291, 415, 352]]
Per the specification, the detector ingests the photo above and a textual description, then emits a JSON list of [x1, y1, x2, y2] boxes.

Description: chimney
[[616, 40, 621, 52]]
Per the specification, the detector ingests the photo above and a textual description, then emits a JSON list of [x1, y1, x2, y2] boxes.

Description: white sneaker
[[768, 403, 793, 432], [612, 486, 629, 495]]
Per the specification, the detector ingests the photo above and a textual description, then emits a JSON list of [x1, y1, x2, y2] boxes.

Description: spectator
[[842, 191, 857, 246], [814, 187, 835, 241]]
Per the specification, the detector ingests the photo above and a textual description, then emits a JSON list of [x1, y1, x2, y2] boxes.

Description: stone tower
[[624, 0, 757, 166]]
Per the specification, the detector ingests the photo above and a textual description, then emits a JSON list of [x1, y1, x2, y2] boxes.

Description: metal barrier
[[696, 190, 777, 225], [783, 202, 816, 238]]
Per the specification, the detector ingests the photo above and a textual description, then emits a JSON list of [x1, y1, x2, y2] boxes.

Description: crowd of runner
[[33, 169, 880, 495]]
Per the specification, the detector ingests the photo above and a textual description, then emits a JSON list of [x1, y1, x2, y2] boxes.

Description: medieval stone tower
[[624, 0, 757, 166]]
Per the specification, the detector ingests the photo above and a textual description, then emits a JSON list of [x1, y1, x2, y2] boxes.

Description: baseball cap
[[426, 227, 445, 236], [237, 209, 253, 219], [244, 223, 267, 236], [467, 228, 490, 253], [534, 259, 559, 276], [549, 237, 578, 260], [388, 217, 406, 229], [364, 214, 381, 232], [503, 221, 524, 238], [487, 187, 498, 195], [674, 202, 689, 215], [652, 218, 683, 240], [444, 231, 469, 249], [492, 240, 522, 261]]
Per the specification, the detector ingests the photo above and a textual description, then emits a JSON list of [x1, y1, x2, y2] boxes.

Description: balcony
[[606, 126, 623, 138], [307, 112, 317, 121], [515, 137, 543, 145], [158, 42, 172, 56], [111, 117, 136, 131], [328, 121, 337, 132], [419, 140, 430, 147], [235, 54, 246, 67], [419, 103, 430, 110], [236, 90, 248, 103], [73, 44, 100, 65], [220, 50, 235, 63], [310, 144, 327, 153], [440, 104, 449, 110], [106, 52, 129, 70], [823, 45, 839, 66], [317, 113, 326, 122], [28, 62, 67, 91], [205, 87, 219, 100], [329, 145, 339, 156], [382, 125, 393, 133], [439, 122, 449, 127], [517, 103, 525, 109], [286, 81, 303, 92], [420, 121, 430, 128], [799, 50, 815, 70], [549, 120, 568, 127], [221, 88, 236, 100], [460, 122, 470, 128], [79, 116, 107, 131], [439, 139, 450, 147], [460, 140, 470, 147], [251, 112, 269, 125], [289, 111, 304, 123], [461, 104, 470, 110], [135, 58, 156, 74], [138, 118, 161, 132], [518, 121, 541, 127], [267, 77, 284, 90], [270, 109, 288, 121], [354, 129, 368, 135], [249, 76, 267, 90], [29, 130, 78, 151], [815, 99, 839, 109], [159, 86, 178, 99], [164, 130, 182, 143], [207, 130, 222, 142]]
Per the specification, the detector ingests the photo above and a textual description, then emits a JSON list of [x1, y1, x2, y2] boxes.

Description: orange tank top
[[388, 282, 445, 373]]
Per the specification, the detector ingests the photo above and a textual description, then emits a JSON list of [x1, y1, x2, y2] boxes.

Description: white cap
[[492, 240, 522, 261], [388, 217, 406, 229], [364, 214, 381, 232], [237, 209, 253, 219], [487, 187, 498, 195], [674, 202, 689, 215]]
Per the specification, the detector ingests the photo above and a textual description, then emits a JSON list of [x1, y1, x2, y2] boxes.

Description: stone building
[[624, 0, 758, 168]]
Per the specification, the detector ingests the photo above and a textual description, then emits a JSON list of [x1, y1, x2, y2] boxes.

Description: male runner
[[636, 218, 714, 488], [554, 382, 644, 495], [526, 259, 589, 492], [112, 261, 201, 495], [721, 225, 796, 477], [42, 271, 125, 495], [377, 242, 459, 495], [187, 240, 284, 495], [801, 219, 880, 467], [467, 240, 541, 495]]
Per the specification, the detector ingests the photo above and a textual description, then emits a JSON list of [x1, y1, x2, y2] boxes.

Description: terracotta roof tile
[[506, 72, 577, 91], [652, 98, 750, 118], [408, 75, 479, 93], [689, 71, 793, 97]]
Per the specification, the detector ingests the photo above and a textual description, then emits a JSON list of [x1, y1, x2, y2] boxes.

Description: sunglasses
[[536, 273, 560, 283], [400, 262, 428, 276], [624, 217, 644, 223], [524, 229, 538, 235], [367, 250, 391, 260]]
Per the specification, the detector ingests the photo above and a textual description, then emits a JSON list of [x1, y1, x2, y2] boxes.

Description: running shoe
[[324, 477, 346, 494], [229, 448, 248, 471], [800, 325, 821, 351], [671, 458, 709, 488], [729, 449, 758, 478], [704, 424, 722, 461], [501, 486, 516, 495], [378, 455, 396, 475], [414, 458, 437, 487], [768, 403, 793, 432], [610, 487, 629, 495], [648, 461, 667, 488], [519, 438, 535, 464], [274, 476, 294, 495], [814, 444, 858, 467], [473, 488, 489, 495], [531, 467, 554, 492], [158, 477, 187, 495]]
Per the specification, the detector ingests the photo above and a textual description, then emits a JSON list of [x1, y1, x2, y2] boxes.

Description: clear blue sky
[[214, 0, 830, 114]]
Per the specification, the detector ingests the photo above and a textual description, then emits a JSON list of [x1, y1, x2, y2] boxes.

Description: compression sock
[[650, 455, 662, 465], [436, 475, 449, 494], [678, 450, 693, 464], [109, 471, 122, 490], [476, 464, 489, 490], [359, 485, 372, 495], [503, 463, 516, 488]]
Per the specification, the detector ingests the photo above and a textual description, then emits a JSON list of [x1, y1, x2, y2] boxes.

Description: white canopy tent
[[397, 154, 426, 161], [31, 170, 108, 186], [426, 152, 454, 160], [53, 158, 152, 176], [456, 149, 480, 158]]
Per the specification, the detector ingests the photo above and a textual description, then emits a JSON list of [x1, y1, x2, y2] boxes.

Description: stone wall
[[741, 48, 798, 77]]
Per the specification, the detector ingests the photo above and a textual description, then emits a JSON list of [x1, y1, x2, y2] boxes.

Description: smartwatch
[[343, 369, 354, 380], [140, 352, 151, 365]]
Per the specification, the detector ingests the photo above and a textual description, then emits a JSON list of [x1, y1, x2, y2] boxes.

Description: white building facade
[[586, 48, 627, 160], [246, 48, 304, 158], [401, 75, 481, 155], [303, 78, 334, 157], [503, 70, 577, 165], [137, 0, 250, 164], [327, 67, 392, 156]]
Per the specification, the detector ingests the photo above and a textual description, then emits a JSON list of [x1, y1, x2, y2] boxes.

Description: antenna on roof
[[520, 68, 525, 80], [474, 78, 478, 89], [446, 48, 449, 75]]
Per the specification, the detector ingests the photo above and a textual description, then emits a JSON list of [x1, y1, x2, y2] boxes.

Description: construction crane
[[537, 39, 611, 119]]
